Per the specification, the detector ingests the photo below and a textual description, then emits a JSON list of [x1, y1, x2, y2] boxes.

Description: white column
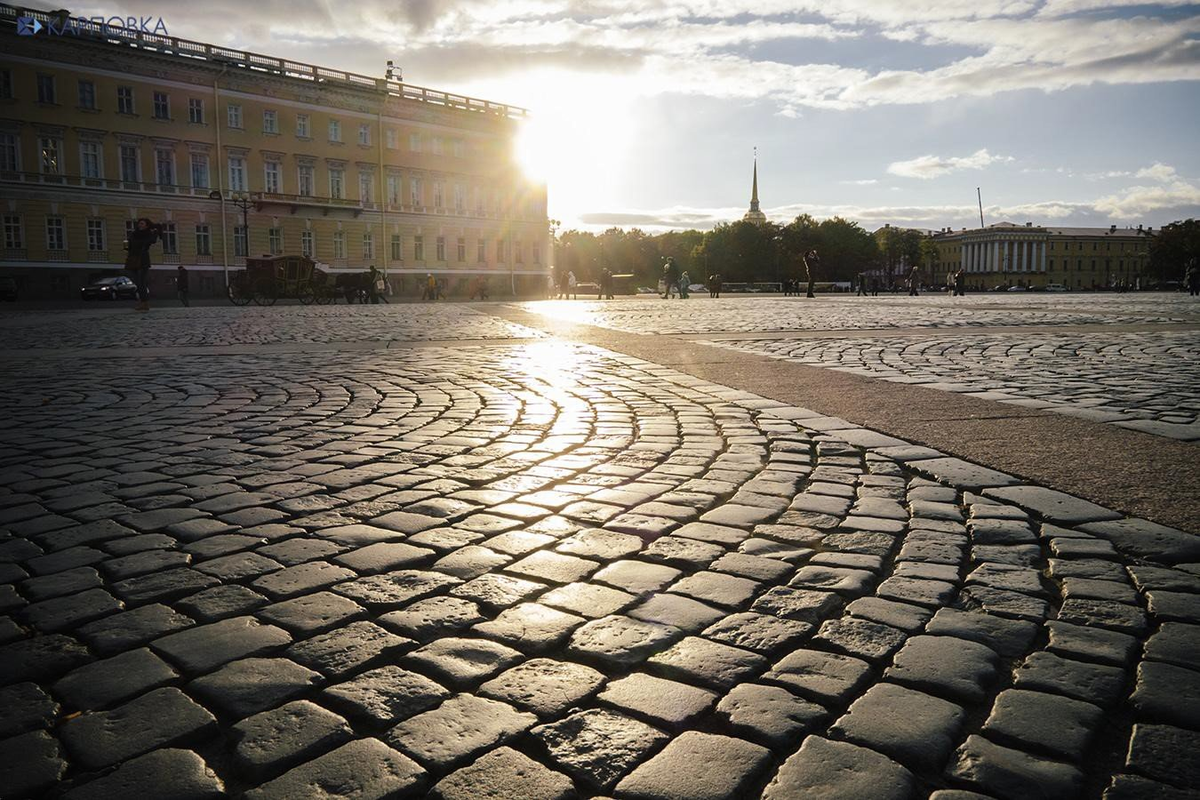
[[1040, 241, 1047, 272]]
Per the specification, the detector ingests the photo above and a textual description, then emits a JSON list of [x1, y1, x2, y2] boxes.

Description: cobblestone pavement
[[522, 295, 1195, 336], [1, 334, 1198, 799], [711, 331, 1200, 441], [0, 305, 544, 350]]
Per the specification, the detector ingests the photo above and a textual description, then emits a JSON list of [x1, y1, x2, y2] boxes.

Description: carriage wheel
[[253, 277, 278, 307], [228, 278, 252, 306], [298, 283, 317, 305], [315, 290, 334, 305]]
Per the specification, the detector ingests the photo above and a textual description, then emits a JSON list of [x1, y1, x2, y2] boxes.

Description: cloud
[[1135, 163, 1178, 182], [840, 179, 879, 185], [887, 149, 1013, 179]]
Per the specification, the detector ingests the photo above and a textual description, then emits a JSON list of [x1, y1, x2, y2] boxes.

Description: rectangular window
[[333, 231, 346, 259], [80, 141, 102, 179], [391, 234, 402, 261], [228, 156, 246, 191], [227, 103, 242, 128], [456, 237, 465, 262], [39, 137, 63, 175], [387, 175, 401, 205], [298, 164, 314, 196], [453, 184, 464, 211], [475, 188, 485, 213], [515, 240, 523, 263], [414, 235, 424, 261], [119, 144, 139, 182], [533, 244, 540, 265], [188, 98, 204, 124], [263, 109, 278, 134], [410, 178, 421, 206], [409, 133, 421, 153], [433, 182, 443, 207], [359, 172, 374, 203], [36, 74, 55, 104], [436, 236, 445, 261], [363, 232, 374, 260], [453, 139, 465, 158], [477, 238, 486, 263], [117, 86, 134, 114], [160, 222, 177, 254], [328, 119, 341, 142], [234, 225, 247, 257], [358, 124, 370, 146], [296, 114, 310, 138], [78, 80, 95, 109], [0, 69, 12, 99], [386, 129, 397, 149], [155, 149, 174, 186], [195, 224, 211, 256], [0, 133, 17, 172], [329, 168, 344, 199], [264, 161, 281, 194], [301, 230, 314, 258], [496, 238, 505, 262], [431, 137, 443, 155], [86, 219, 105, 251], [46, 217, 65, 250], [3, 215, 23, 249], [153, 91, 169, 120], [190, 153, 209, 188], [268, 227, 282, 255]]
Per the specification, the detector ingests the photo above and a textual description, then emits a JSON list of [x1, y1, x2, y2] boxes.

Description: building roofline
[[0, 3, 530, 120]]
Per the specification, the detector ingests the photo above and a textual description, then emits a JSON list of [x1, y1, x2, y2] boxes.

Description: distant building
[[743, 152, 767, 226], [0, 5, 548, 298], [931, 222, 1153, 290]]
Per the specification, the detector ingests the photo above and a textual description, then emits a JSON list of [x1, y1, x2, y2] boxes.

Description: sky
[[80, 0, 1200, 232]]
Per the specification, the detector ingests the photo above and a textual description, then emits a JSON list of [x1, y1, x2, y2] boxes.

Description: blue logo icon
[[17, 16, 44, 35]]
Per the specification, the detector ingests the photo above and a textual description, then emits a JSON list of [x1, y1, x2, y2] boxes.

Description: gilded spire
[[744, 147, 767, 225]]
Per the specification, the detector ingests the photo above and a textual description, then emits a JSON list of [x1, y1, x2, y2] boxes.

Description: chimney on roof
[[1137, 224, 1143, 231], [1026, 222, 1032, 227], [1109, 224, 1116, 233]]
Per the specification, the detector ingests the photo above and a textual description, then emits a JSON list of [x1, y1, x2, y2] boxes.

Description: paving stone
[[153, 616, 292, 675], [21, 566, 103, 600], [64, 748, 225, 800], [256, 591, 366, 636], [54, 648, 178, 711], [257, 538, 347, 566], [877, 576, 957, 607], [984, 486, 1121, 525], [244, 738, 426, 800], [507, 550, 601, 584], [983, 688, 1104, 761], [0, 730, 68, 797], [0, 632, 92, 685], [385, 693, 536, 770], [711, 552, 793, 582], [832, 682, 965, 772], [557, 528, 644, 559], [567, 614, 682, 668], [193, 552, 282, 582], [949, 734, 1082, 800], [1130, 660, 1200, 728], [23, 588, 124, 632], [1146, 589, 1200, 623], [641, 537, 726, 570], [1014, 651, 1127, 707], [404, 636, 524, 687], [1057, 597, 1148, 634], [232, 699, 353, 778], [593, 559, 682, 595], [1143, 622, 1200, 669], [1081, 518, 1200, 565], [751, 585, 841, 622], [378, 597, 486, 641], [1125, 723, 1200, 789], [335, 568, 462, 610], [0, 682, 58, 738], [433, 545, 513, 580], [715, 683, 826, 748], [886, 635, 1000, 704], [450, 573, 546, 609], [288, 621, 413, 679], [1045, 620, 1138, 666], [763, 648, 872, 705], [480, 657, 605, 717], [961, 585, 1049, 622], [111, 568, 219, 604], [762, 735, 915, 800], [647, 636, 768, 690], [614, 730, 770, 800], [59, 687, 217, 770], [533, 708, 669, 790], [1103, 773, 1200, 800], [540, 581, 638, 618], [925, 608, 1039, 657], [702, 612, 813, 655], [332, 541, 437, 574], [845, 597, 933, 632], [177, 585, 269, 623], [599, 671, 718, 729], [252, 561, 358, 600], [323, 666, 450, 727], [738, 538, 815, 562], [628, 592, 725, 632], [189, 657, 322, 719], [669, 570, 761, 609], [814, 616, 908, 662], [431, 746, 576, 800]]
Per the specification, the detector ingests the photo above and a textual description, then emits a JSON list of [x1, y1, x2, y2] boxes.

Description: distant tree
[[1148, 219, 1199, 281], [817, 217, 878, 282]]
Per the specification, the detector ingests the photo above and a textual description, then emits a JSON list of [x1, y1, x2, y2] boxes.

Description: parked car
[[81, 276, 138, 300], [1045, 283, 1068, 292], [1007, 285, 1028, 292], [0, 277, 17, 301]]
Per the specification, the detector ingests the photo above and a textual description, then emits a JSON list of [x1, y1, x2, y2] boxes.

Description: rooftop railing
[[0, 3, 529, 119]]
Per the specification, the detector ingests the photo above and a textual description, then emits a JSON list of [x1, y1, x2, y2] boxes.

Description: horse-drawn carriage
[[228, 255, 338, 306]]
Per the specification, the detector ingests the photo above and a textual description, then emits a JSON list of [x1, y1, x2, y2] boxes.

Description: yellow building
[[0, 5, 548, 298], [931, 222, 1153, 290]]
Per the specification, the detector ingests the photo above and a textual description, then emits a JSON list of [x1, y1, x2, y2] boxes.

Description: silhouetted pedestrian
[[175, 264, 190, 307], [124, 218, 160, 312]]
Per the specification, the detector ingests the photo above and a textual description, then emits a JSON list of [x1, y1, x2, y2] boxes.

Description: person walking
[[175, 264, 190, 307], [953, 268, 966, 297], [604, 268, 615, 299], [124, 217, 160, 312], [424, 273, 437, 301], [368, 265, 389, 304], [802, 249, 819, 298], [567, 270, 577, 299], [907, 265, 920, 296], [713, 273, 722, 299], [663, 257, 680, 299], [679, 270, 690, 299], [1186, 259, 1199, 297]]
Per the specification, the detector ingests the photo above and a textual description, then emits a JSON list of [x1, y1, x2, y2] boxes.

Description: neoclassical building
[[0, 5, 549, 298], [931, 222, 1153, 290]]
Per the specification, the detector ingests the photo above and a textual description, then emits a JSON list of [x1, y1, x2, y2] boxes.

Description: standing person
[[679, 270, 690, 299], [424, 273, 437, 301], [802, 249, 819, 298], [175, 264, 190, 307], [870, 276, 880, 296], [856, 273, 867, 296], [664, 257, 680, 299], [567, 270, 577, 299], [713, 273, 722, 299], [604, 268, 614, 299], [124, 217, 160, 312], [953, 268, 966, 297], [907, 265, 919, 296], [597, 270, 605, 300], [1186, 258, 1199, 297], [707, 274, 716, 298]]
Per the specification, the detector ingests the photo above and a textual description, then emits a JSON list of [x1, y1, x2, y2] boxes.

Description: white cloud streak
[[887, 149, 1014, 179]]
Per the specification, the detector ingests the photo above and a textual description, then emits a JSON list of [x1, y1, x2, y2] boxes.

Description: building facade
[[931, 222, 1152, 290], [0, 5, 549, 298]]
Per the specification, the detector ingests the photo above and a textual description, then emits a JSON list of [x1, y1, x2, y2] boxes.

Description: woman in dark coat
[[125, 218, 160, 311]]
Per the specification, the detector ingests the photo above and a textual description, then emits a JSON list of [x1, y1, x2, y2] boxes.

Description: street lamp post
[[230, 192, 252, 261]]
